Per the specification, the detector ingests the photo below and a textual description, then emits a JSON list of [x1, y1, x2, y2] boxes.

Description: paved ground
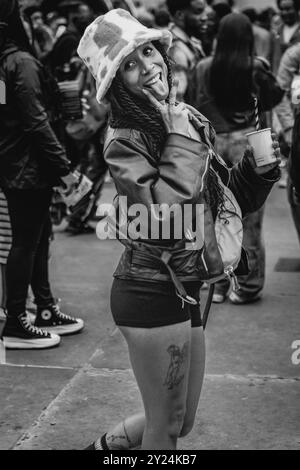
[[0, 181, 299, 451]]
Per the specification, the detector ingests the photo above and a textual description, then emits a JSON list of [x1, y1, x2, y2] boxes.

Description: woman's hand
[[246, 132, 282, 175], [143, 80, 190, 136]]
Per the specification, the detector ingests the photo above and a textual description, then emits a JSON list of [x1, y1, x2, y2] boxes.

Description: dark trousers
[[2, 188, 54, 318], [287, 177, 300, 245]]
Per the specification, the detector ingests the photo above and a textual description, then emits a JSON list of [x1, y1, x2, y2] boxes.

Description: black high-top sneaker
[[35, 304, 84, 336], [1, 313, 61, 349]]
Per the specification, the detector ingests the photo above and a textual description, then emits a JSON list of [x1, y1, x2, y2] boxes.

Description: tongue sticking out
[[144, 75, 168, 100]]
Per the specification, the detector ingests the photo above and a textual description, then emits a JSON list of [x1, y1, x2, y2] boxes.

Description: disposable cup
[[246, 128, 276, 167]]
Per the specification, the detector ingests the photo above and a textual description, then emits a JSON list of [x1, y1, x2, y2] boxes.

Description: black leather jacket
[[0, 42, 70, 189], [103, 110, 280, 283]]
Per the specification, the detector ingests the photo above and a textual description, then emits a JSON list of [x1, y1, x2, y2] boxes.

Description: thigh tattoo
[[163, 342, 189, 390]]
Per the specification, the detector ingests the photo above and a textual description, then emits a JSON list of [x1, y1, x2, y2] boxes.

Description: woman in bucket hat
[[78, 9, 281, 450]]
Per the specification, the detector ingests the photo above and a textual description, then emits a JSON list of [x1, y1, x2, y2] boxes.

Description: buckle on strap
[[160, 251, 199, 308], [176, 292, 199, 308]]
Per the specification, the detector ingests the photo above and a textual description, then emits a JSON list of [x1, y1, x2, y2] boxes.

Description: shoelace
[[20, 316, 49, 337], [52, 305, 76, 322]]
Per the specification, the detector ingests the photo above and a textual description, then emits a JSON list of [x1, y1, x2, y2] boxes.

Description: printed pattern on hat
[[77, 8, 172, 103]]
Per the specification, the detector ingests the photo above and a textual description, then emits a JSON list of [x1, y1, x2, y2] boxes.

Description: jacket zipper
[[199, 152, 211, 194], [201, 251, 209, 273]]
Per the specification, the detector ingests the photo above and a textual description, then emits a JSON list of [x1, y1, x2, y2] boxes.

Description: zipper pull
[[224, 266, 240, 292]]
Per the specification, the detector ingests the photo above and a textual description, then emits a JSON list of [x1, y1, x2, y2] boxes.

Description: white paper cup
[[246, 128, 276, 167]]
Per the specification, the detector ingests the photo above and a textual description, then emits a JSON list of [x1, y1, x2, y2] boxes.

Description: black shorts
[[110, 278, 203, 328]]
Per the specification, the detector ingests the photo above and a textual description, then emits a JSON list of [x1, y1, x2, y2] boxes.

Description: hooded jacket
[[0, 40, 70, 189]]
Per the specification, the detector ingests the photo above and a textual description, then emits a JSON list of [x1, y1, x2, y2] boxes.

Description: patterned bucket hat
[[77, 8, 172, 103]]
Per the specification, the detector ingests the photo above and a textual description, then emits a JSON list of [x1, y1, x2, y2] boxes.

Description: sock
[[94, 433, 109, 450]]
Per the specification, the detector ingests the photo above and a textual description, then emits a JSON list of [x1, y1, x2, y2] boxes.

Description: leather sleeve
[[254, 57, 284, 112], [104, 133, 210, 222], [12, 54, 70, 177], [229, 151, 280, 217]]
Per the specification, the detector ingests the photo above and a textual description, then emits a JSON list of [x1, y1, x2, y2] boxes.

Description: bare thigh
[[119, 321, 192, 428]]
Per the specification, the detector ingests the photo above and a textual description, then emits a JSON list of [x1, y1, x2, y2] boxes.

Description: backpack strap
[[202, 284, 215, 330], [131, 248, 215, 329]]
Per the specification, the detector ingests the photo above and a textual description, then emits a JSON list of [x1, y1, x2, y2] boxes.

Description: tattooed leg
[[163, 342, 189, 390], [105, 412, 145, 450], [118, 322, 191, 449]]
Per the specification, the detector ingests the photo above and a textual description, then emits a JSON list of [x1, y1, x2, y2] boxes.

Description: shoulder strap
[[131, 248, 215, 330], [202, 284, 215, 330]]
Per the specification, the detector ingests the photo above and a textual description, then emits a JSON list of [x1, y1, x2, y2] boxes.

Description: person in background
[[191, 13, 284, 304], [23, 5, 55, 60], [201, 2, 218, 55], [45, 11, 68, 40], [257, 7, 277, 32], [48, 1, 96, 79], [211, 0, 232, 27], [154, 7, 171, 29], [272, 0, 300, 74], [276, 42, 300, 243], [166, 0, 207, 101], [271, 0, 300, 189], [242, 8, 272, 61], [0, 0, 84, 349]]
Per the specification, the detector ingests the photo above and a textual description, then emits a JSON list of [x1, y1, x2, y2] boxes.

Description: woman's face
[[119, 42, 169, 102]]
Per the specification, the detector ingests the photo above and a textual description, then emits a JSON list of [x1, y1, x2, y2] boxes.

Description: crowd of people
[[0, 0, 299, 451]]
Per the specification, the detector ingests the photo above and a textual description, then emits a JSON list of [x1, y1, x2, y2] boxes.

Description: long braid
[[205, 169, 227, 220], [109, 41, 226, 219], [110, 77, 166, 157]]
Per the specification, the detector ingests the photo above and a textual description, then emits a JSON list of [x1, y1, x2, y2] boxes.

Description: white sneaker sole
[[2, 333, 61, 349], [212, 294, 226, 304], [41, 319, 84, 336]]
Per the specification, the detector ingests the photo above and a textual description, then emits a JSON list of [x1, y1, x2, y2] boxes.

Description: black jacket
[[103, 109, 280, 283], [0, 41, 70, 189]]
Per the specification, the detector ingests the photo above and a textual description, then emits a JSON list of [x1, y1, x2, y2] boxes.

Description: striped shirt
[[0, 189, 12, 264]]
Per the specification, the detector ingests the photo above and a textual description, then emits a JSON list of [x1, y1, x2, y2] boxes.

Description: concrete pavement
[[0, 181, 299, 450]]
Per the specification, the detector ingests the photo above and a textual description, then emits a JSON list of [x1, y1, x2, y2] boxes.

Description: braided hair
[[108, 40, 225, 220], [109, 41, 171, 157]]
